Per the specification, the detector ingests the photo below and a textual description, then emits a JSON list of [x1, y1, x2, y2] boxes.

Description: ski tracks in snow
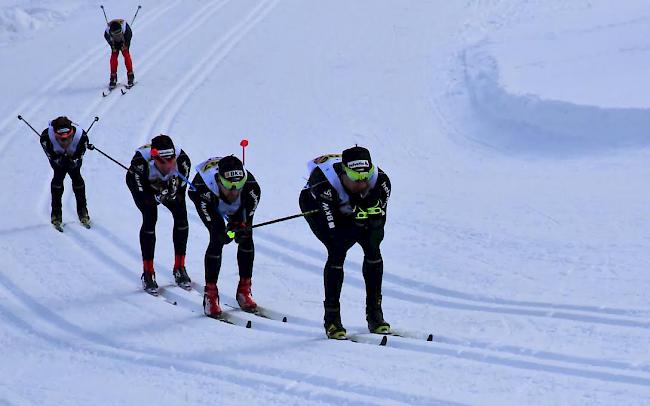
[[138, 0, 279, 142], [52, 211, 650, 389], [0, 219, 460, 406], [255, 230, 650, 327], [245, 229, 650, 388], [0, 0, 182, 157]]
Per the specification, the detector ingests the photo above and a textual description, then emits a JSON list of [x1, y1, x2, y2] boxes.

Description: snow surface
[[1, 0, 649, 404]]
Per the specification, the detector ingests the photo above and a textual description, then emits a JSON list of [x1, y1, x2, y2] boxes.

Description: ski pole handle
[[131, 5, 142, 25], [100, 5, 109, 24], [16, 115, 41, 137], [84, 116, 99, 135]]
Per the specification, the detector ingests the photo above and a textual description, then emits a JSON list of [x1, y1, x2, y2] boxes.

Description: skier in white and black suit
[[188, 155, 261, 317], [299, 146, 392, 339], [125, 134, 191, 295], [39, 116, 90, 230]]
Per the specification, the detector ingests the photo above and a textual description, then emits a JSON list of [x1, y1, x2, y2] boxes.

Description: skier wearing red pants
[[104, 19, 134, 89]]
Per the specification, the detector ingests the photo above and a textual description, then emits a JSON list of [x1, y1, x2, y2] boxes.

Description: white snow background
[[0, 0, 649, 405]]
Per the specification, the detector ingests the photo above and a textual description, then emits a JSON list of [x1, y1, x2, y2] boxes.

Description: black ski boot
[[77, 207, 91, 229], [366, 296, 391, 334], [109, 74, 117, 89], [127, 72, 135, 88], [51, 209, 63, 232], [141, 272, 159, 295], [173, 266, 191, 289], [324, 302, 346, 339]]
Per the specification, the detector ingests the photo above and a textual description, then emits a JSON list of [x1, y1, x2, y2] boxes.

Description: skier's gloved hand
[[167, 178, 179, 197], [66, 158, 81, 169], [230, 221, 252, 244], [217, 230, 234, 245], [352, 206, 370, 229], [155, 190, 174, 205]]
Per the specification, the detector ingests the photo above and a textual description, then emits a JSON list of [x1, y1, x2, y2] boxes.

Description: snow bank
[[0, 6, 66, 43], [462, 45, 650, 155]]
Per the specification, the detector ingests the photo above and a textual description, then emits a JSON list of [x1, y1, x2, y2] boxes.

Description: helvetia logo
[[346, 159, 369, 169]]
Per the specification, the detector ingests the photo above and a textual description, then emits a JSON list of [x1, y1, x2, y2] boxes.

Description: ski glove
[[227, 221, 251, 244], [155, 191, 175, 205], [217, 230, 234, 245]]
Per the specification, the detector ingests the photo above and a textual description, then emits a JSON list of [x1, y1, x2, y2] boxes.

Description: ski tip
[[426, 334, 433, 342], [282, 316, 287, 323], [120, 89, 126, 95], [379, 336, 388, 346], [245, 320, 252, 329]]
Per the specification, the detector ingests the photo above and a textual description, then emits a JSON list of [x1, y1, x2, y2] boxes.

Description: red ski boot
[[236, 278, 257, 312], [203, 283, 221, 317]]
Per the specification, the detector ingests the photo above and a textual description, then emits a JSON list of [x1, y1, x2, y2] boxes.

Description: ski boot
[[366, 296, 391, 334], [108, 73, 117, 90], [78, 207, 91, 229], [51, 210, 63, 232], [236, 277, 257, 312], [126, 72, 135, 88], [173, 266, 191, 290], [141, 271, 159, 295], [324, 302, 346, 339], [203, 283, 221, 316]]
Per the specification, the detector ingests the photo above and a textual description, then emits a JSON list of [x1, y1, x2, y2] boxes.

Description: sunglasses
[[343, 164, 374, 182], [54, 128, 74, 139], [218, 173, 247, 190]]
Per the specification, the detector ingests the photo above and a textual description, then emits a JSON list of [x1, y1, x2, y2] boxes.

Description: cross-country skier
[[125, 135, 191, 294], [104, 19, 134, 89], [299, 146, 392, 339], [188, 155, 261, 317], [40, 116, 91, 231]]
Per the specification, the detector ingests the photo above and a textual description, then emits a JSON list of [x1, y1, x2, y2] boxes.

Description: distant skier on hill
[[188, 155, 261, 317], [299, 146, 392, 339], [125, 135, 191, 295], [40, 116, 91, 231], [104, 19, 134, 89]]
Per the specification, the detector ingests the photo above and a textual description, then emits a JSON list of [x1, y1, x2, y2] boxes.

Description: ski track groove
[[24, 193, 650, 385], [80, 0, 232, 121], [73, 218, 650, 388], [35, 0, 233, 217], [140, 0, 279, 141], [252, 229, 650, 325], [0, 287, 430, 406], [84, 232, 650, 388], [1, 0, 182, 157], [0, 225, 457, 406]]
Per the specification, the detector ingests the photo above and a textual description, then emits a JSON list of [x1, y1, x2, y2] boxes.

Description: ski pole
[[16, 115, 41, 138], [240, 139, 249, 164], [87, 143, 131, 172], [251, 210, 318, 229], [100, 5, 109, 24], [84, 116, 99, 135], [131, 5, 142, 25], [175, 170, 197, 192]]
